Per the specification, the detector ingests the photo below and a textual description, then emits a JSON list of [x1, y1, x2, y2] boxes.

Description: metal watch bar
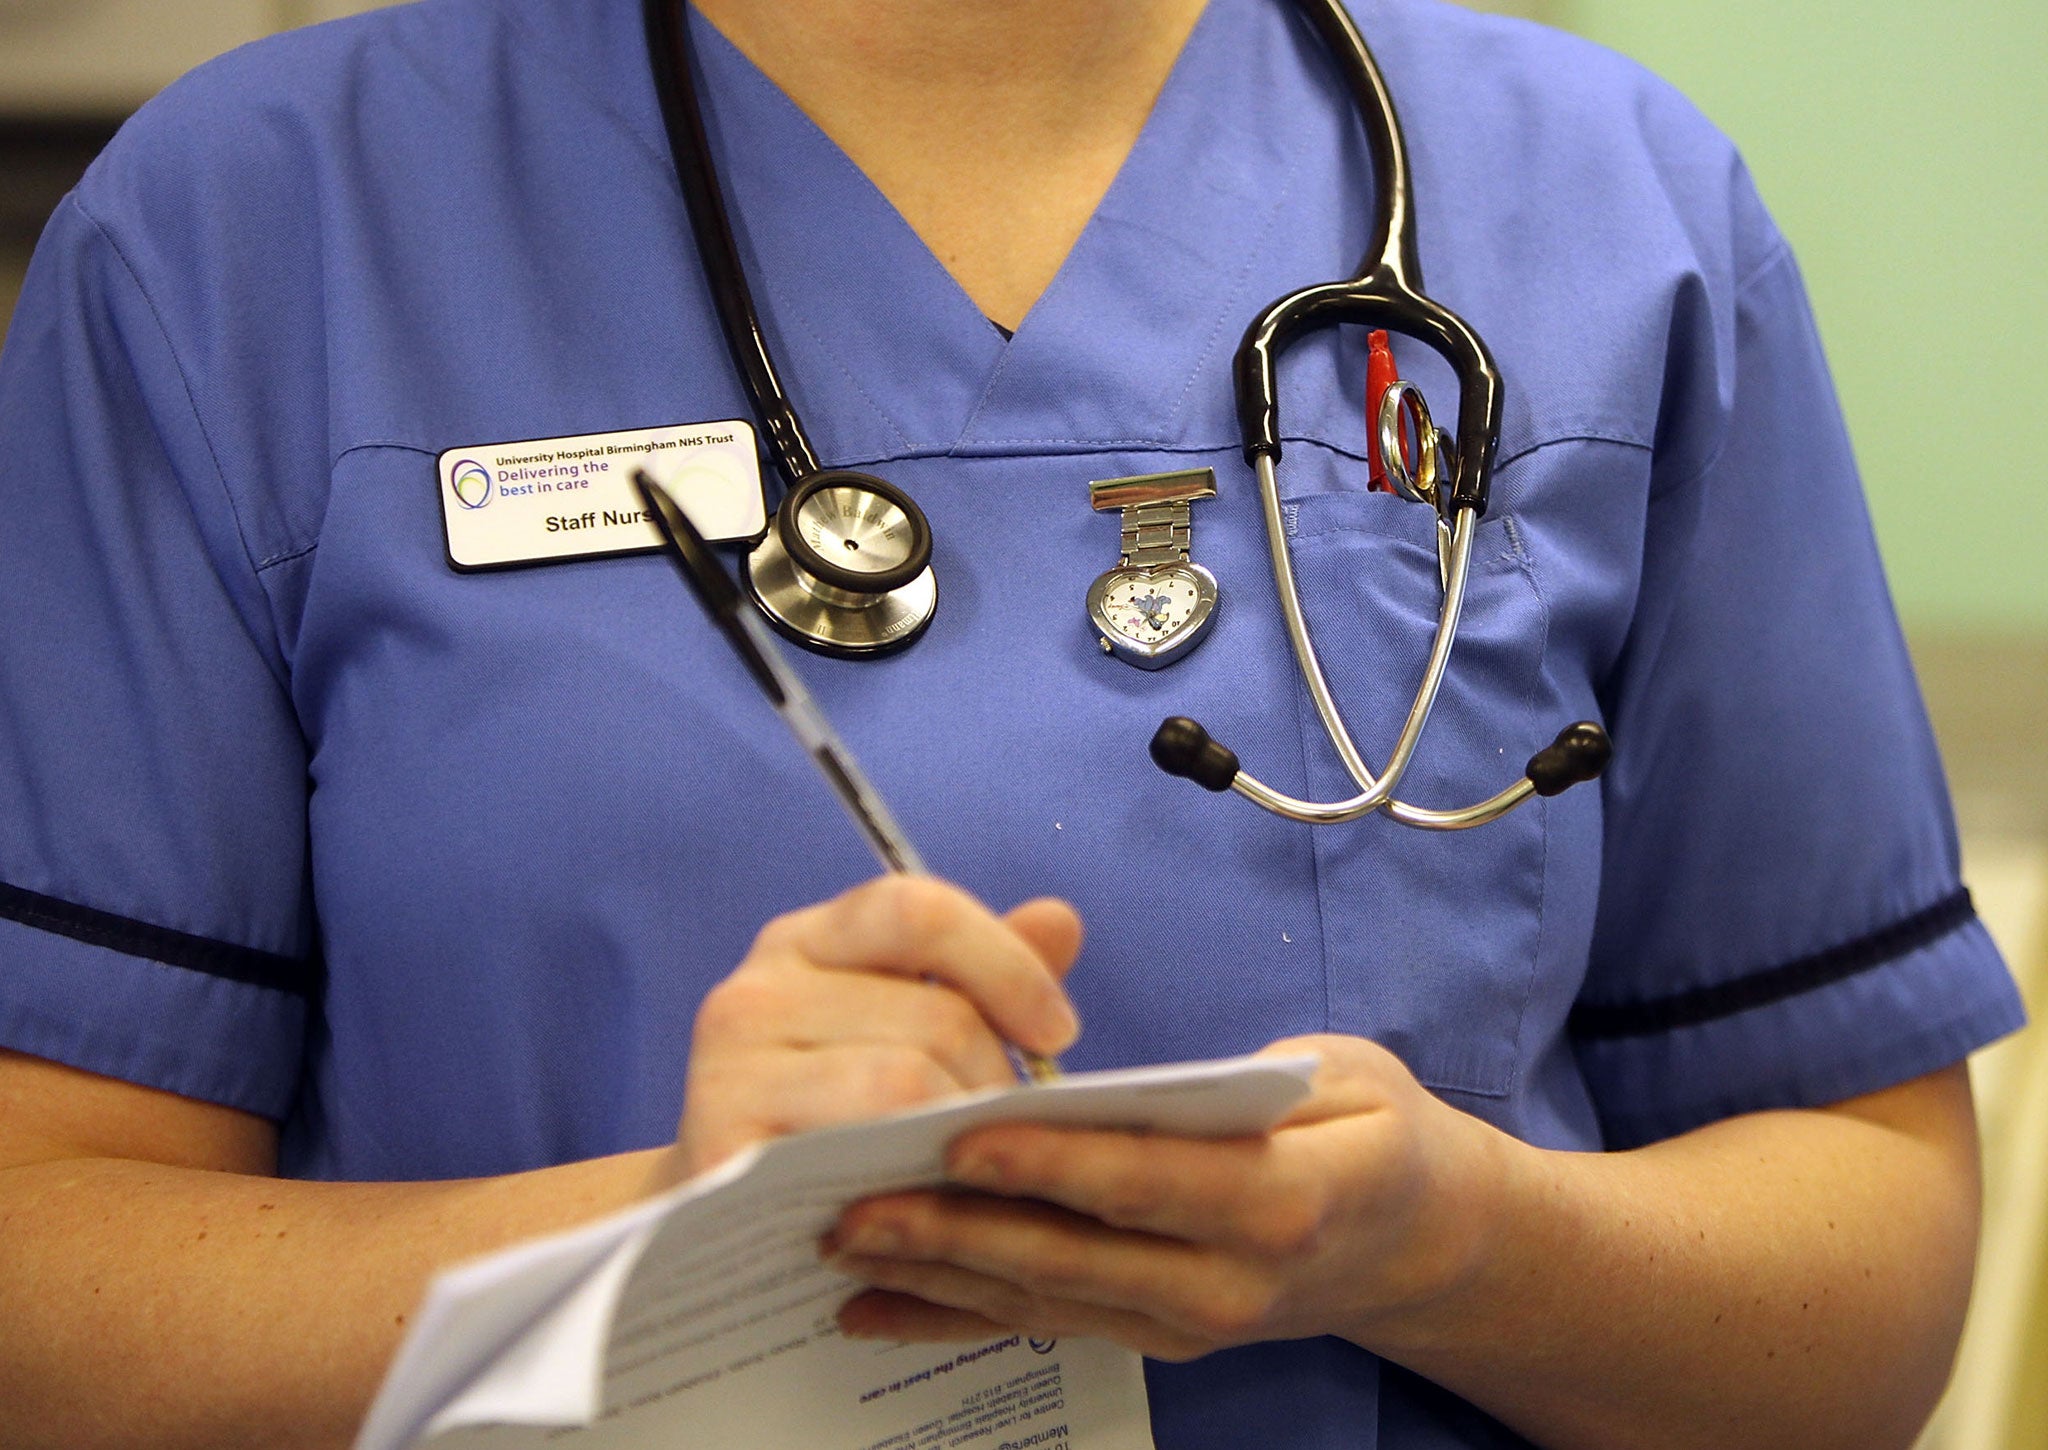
[[1088, 467, 1217, 514], [1121, 499, 1196, 566]]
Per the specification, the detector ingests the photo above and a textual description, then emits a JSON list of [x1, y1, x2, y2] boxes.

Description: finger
[[1257, 1034, 1417, 1126], [693, 966, 1018, 1090], [833, 1257, 1217, 1362], [942, 1124, 1331, 1258], [784, 877, 1080, 1058], [835, 1290, 1010, 1344], [684, 1041, 987, 1169], [1001, 898, 1084, 983], [830, 1190, 1276, 1342]]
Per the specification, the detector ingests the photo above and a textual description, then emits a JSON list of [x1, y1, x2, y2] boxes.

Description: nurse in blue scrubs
[[0, 0, 2023, 1446]]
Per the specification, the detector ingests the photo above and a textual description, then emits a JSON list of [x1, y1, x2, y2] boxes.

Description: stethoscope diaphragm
[[743, 470, 937, 656]]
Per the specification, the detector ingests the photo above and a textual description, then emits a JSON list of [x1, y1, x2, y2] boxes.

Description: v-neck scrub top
[[0, 0, 2025, 1445]]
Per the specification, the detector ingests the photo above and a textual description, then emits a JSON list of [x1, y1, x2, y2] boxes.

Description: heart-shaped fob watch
[[1087, 468, 1219, 670]]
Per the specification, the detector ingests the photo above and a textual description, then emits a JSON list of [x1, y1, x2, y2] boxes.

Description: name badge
[[437, 421, 766, 572]]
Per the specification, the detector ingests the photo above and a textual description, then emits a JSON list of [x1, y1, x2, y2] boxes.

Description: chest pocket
[[1283, 483, 1550, 1101]]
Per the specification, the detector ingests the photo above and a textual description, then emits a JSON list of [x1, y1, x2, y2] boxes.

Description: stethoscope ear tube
[[1152, 716, 1614, 803], [1233, 278, 1502, 516], [1154, 454, 1613, 828], [642, 0, 820, 485], [1156, 713, 1614, 824]]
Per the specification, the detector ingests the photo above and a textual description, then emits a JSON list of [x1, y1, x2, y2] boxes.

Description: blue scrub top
[[0, 0, 2023, 1445]]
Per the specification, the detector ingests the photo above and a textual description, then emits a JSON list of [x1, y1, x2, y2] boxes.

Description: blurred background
[[1, 1, 2041, 1443]]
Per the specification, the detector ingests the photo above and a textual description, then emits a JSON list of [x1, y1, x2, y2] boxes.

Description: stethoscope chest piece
[[744, 469, 937, 656]]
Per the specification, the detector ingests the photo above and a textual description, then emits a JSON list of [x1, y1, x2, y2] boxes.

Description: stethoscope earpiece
[[1525, 722, 1613, 797], [1150, 717, 1241, 793]]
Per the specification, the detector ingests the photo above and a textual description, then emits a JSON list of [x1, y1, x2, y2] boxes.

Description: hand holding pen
[[636, 472, 1065, 1084]]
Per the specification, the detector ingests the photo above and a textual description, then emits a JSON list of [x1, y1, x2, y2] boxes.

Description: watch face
[[1086, 563, 1217, 668], [1104, 572, 1200, 641]]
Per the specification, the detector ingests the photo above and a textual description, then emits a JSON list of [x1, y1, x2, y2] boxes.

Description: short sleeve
[[0, 193, 315, 1118], [1571, 242, 2024, 1148]]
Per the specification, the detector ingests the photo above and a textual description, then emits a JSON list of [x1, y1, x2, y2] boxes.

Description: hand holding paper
[[823, 1034, 1493, 1364], [356, 1054, 1315, 1450]]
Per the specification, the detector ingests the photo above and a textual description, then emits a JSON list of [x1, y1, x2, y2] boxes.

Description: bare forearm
[[1362, 1073, 1979, 1450], [0, 880, 1083, 1450], [0, 1148, 669, 1450]]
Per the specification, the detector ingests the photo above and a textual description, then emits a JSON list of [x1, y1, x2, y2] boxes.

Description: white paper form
[[355, 1055, 1316, 1450]]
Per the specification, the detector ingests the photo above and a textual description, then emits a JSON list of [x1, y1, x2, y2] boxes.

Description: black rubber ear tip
[[1150, 717, 1241, 792], [1524, 722, 1612, 797]]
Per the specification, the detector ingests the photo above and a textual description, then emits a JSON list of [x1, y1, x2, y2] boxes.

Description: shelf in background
[[1909, 629, 2048, 843]]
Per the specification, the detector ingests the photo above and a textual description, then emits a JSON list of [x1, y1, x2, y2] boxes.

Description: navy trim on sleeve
[[1569, 888, 1978, 1040], [0, 879, 320, 999]]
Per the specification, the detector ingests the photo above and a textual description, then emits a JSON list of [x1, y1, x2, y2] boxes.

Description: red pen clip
[[1365, 329, 1409, 493]]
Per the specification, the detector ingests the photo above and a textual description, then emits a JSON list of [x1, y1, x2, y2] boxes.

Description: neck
[[692, 1, 1206, 97], [690, 0, 1210, 329]]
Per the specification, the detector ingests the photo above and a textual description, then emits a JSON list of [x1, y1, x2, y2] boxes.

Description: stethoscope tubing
[[1236, 462, 1531, 829], [1235, 0, 1504, 519], [643, 0, 821, 486], [1205, 0, 1581, 829]]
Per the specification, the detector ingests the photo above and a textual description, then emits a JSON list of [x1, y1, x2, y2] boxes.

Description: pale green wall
[[1552, 1, 2048, 632]]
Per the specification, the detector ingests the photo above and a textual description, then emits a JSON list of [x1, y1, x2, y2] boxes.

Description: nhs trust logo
[[436, 420, 764, 573], [448, 459, 492, 510]]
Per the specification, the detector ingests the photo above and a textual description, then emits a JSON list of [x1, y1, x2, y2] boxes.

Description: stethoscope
[[640, 0, 1611, 829]]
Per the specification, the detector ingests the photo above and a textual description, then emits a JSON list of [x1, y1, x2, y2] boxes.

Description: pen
[[1364, 327, 1403, 494], [635, 471, 1061, 1083]]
